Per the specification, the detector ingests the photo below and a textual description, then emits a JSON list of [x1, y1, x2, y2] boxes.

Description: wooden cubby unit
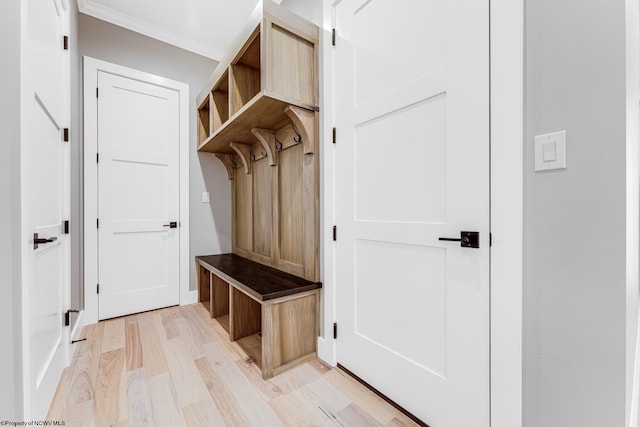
[[197, 96, 210, 145], [196, 1, 319, 282], [231, 31, 261, 116], [196, 255, 321, 379], [196, 2, 320, 378], [211, 71, 229, 132]]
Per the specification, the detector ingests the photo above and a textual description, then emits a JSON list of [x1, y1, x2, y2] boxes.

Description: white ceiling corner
[[77, 0, 261, 60]]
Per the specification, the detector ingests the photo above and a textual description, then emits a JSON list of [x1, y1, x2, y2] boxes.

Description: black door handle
[[439, 231, 480, 248], [34, 233, 58, 250], [163, 221, 178, 229]]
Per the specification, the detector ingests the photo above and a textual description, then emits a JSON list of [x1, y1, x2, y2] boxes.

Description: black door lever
[[439, 231, 480, 248], [163, 221, 178, 229], [34, 233, 58, 250]]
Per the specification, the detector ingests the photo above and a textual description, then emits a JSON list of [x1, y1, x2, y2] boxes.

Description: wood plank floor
[[48, 303, 420, 427]]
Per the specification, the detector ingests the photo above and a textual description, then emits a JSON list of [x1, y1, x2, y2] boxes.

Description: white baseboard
[[317, 336, 336, 366], [70, 310, 85, 341], [181, 290, 198, 306]]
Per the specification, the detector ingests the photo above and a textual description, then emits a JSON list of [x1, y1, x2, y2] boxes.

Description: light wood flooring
[[48, 303, 420, 427]]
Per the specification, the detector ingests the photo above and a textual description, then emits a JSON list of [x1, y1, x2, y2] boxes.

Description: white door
[[334, 0, 490, 425], [22, 0, 70, 418], [97, 71, 180, 320]]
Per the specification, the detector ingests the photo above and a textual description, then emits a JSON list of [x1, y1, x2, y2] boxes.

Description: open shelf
[[198, 91, 314, 153], [217, 314, 230, 334], [231, 32, 261, 116], [237, 333, 262, 368], [212, 71, 229, 132], [197, 96, 211, 145]]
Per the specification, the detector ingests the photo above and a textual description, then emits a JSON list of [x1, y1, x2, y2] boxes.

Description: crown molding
[[77, 0, 225, 60]]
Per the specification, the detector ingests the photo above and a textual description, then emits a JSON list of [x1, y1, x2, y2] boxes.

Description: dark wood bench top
[[196, 254, 322, 301]]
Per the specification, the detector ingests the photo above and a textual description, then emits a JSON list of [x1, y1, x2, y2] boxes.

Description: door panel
[[97, 71, 180, 320], [335, 0, 490, 425], [23, 0, 70, 418]]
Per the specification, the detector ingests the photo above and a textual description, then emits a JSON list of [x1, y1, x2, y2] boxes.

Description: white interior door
[[22, 0, 70, 418], [334, 0, 490, 425], [97, 71, 180, 320]]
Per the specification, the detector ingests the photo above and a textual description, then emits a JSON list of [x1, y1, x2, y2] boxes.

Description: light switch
[[202, 191, 210, 203], [542, 141, 556, 162], [535, 130, 566, 172]]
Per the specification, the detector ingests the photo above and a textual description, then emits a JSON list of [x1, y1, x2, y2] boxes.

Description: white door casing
[[334, 0, 490, 425], [84, 57, 192, 325], [97, 71, 180, 320], [21, 0, 71, 418]]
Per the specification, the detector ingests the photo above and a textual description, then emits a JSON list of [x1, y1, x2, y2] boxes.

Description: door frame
[[83, 56, 192, 324], [319, 1, 524, 426]]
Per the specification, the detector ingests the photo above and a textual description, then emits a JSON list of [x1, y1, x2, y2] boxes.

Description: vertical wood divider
[[262, 302, 275, 379]]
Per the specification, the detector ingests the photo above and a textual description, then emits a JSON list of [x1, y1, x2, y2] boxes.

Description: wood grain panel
[[96, 348, 127, 426], [101, 318, 125, 353], [278, 143, 303, 266], [268, 24, 315, 106], [194, 357, 253, 427], [252, 155, 273, 258], [182, 398, 227, 427], [127, 368, 155, 426], [65, 340, 100, 408], [231, 64, 261, 115], [158, 305, 183, 340], [148, 373, 186, 427], [137, 317, 169, 377], [235, 32, 261, 69], [212, 71, 229, 132], [230, 287, 261, 341], [197, 96, 210, 144], [162, 336, 209, 408], [235, 167, 252, 251], [197, 264, 210, 310], [272, 293, 318, 366], [49, 304, 421, 427], [125, 323, 143, 371], [212, 274, 230, 318]]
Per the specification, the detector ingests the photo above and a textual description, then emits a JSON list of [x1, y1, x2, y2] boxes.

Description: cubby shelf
[[195, 3, 321, 378], [196, 2, 319, 155], [198, 90, 315, 153]]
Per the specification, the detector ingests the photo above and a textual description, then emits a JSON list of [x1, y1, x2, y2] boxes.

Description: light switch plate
[[535, 130, 566, 172], [202, 191, 210, 203]]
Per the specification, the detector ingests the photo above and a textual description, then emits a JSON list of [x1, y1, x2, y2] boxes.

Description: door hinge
[[333, 322, 338, 339], [64, 309, 79, 327], [97, 218, 99, 228], [97, 284, 100, 294], [96, 153, 99, 163], [63, 128, 69, 142], [332, 28, 336, 46], [332, 127, 336, 144], [64, 220, 70, 234], [333, 226, 337, 241], [490, 232, 492, 247], [63, 35, 69, 50], [96, 87, 99, 98]]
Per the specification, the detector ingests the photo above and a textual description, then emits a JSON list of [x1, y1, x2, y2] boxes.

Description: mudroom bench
[[196, 254, 322, 379]]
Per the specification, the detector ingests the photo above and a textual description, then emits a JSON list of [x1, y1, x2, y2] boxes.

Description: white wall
[[0, 0, 22, 419], [524, 0, 629, 425], [75, 14, 232, 298], [279, 0, 322, 26]]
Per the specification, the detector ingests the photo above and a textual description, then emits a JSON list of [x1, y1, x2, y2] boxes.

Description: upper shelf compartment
[[197, 2, 319, 153]]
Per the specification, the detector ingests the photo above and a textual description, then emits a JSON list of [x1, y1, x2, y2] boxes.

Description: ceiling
[[77, 0, 263, 60]]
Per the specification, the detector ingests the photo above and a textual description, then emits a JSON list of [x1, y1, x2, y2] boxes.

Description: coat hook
[[291, 123, 303, 143], [275, 136, 284, 151]]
